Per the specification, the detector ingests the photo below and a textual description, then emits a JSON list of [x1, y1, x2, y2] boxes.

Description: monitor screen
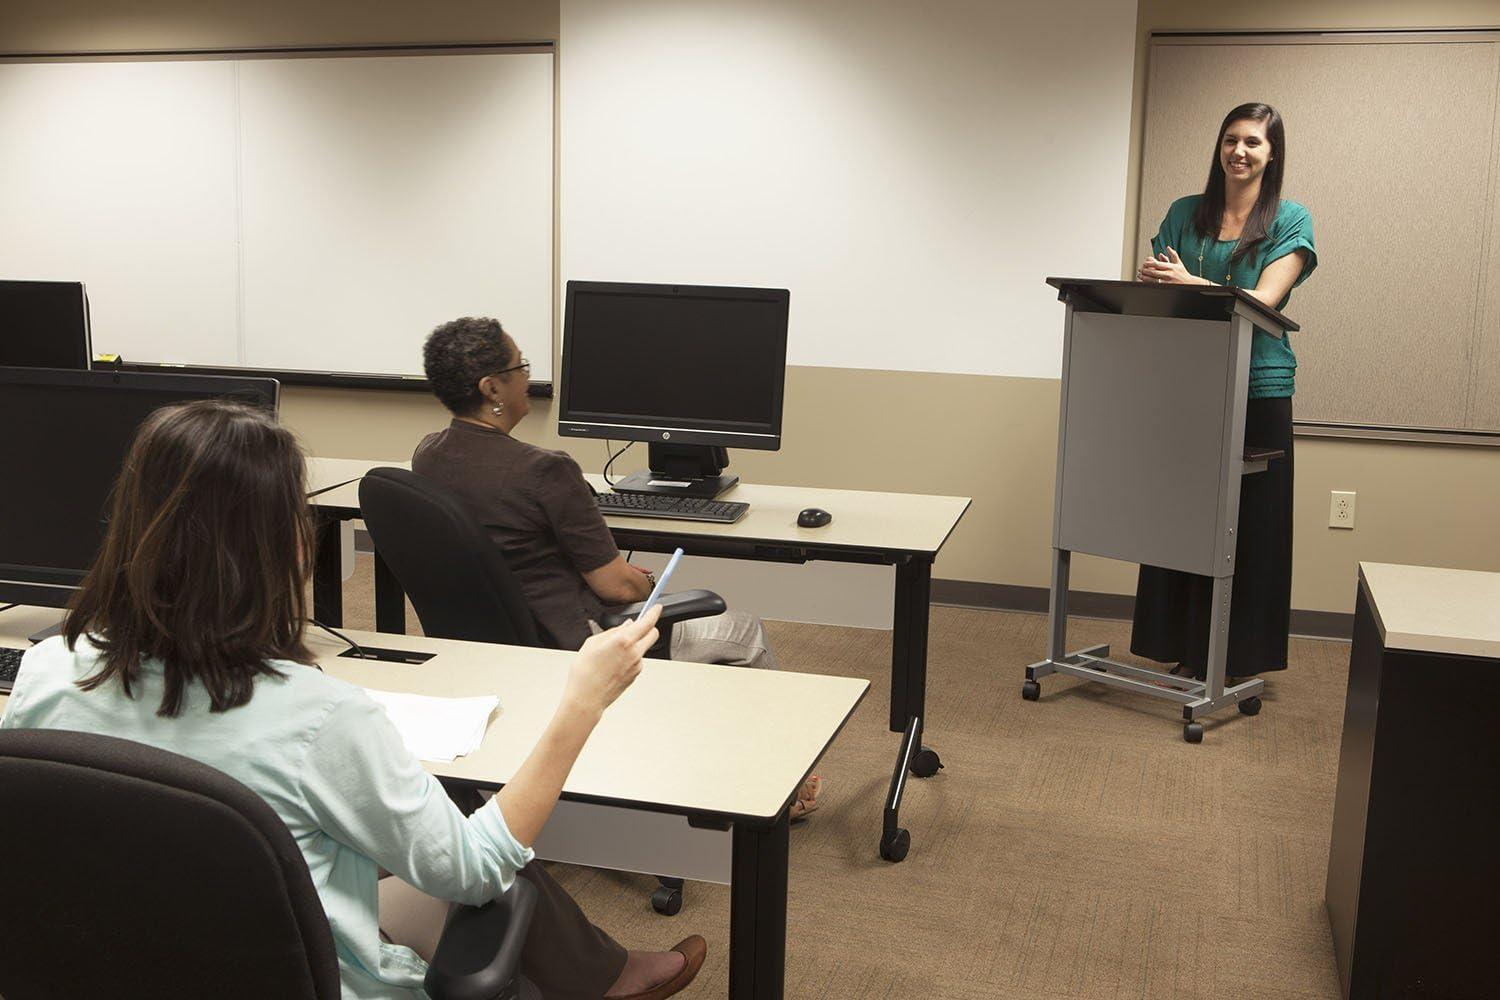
[[0, 280, 91, 370], [560, 281, 788, 449], [0, 369, 279, 607]]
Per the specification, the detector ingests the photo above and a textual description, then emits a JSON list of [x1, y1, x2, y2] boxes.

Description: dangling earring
[[491, 403, 504, 416]]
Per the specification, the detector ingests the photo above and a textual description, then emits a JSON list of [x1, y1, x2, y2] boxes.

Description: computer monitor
[[0, 368, 280, 612], [559, 280, 789, 498], [0, 280, 92, 370]]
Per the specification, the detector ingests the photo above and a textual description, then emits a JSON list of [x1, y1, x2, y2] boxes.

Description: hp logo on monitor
[[661, 432, 671, 440]]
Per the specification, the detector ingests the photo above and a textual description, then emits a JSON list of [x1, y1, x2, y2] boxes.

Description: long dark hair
[[1190, 102, 1285, 264], [66, 399, 316, 717]]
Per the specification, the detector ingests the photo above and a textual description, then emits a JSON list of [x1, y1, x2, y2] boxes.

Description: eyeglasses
[[491, 359, 531, 378]]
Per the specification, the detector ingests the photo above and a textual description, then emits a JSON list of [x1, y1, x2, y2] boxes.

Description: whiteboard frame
[[0, 42, 558, 395]]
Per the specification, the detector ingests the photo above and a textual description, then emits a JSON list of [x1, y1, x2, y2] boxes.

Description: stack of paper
[[365, 689, 499, 763]]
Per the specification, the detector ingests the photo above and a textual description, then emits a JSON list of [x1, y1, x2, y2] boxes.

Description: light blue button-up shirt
[[1, 635, 535, 1000]]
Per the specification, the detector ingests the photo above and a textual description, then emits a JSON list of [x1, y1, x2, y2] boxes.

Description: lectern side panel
[[1055, 313, 1232, 576]]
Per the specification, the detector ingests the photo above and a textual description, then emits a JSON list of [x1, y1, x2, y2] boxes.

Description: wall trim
[[354, 530, 1354, 639], [931, 578, 1354, 640]]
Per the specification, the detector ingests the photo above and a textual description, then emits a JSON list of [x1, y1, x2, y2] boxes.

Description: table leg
[[889, 556, 933, 733], [729, 811, 789, 1000], [312, 512, 343, 628], [880, 557, 941, 862], [373, 549, 407, 634]]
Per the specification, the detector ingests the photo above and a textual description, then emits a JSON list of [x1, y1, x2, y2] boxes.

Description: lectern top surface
[[1045, 277, 1299, 334]]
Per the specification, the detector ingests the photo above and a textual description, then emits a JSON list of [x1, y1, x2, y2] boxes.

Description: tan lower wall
[[281, 369, 1500, 616], [13, 0, 1500, 615]]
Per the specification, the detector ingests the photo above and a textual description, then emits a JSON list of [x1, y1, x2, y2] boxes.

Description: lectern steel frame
[[1024, 279, 1299, 743]]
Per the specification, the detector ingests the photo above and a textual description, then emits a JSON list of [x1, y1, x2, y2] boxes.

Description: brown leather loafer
[[609, 936, 707, 1000]]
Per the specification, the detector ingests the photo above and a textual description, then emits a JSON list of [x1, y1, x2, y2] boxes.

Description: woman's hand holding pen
[[565, 604, 661, 719], [1138, 247, 1199, 285]]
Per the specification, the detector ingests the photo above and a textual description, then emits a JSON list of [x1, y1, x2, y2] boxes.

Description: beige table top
[[1359, 562, 1500, 660], [0, 608, 868, 821], [583, 474, 970, 556], [306, 456, 407, 498], [304, 456, 970, 556]]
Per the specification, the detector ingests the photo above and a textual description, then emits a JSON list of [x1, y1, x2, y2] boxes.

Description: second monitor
[[0, 279, 92, 370], [559, 280, 789, 498]]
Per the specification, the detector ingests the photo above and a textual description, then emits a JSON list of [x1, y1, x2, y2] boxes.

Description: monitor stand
[[612, 443, 740, 499]]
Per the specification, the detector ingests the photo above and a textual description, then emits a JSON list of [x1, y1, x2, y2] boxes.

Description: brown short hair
[[65, 399, 316, 717]]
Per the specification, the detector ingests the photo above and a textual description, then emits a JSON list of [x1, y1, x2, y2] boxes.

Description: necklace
[[1198, 233, 1238, 285]]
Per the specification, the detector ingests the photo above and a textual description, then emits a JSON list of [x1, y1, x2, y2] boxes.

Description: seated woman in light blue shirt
[[0, 400, 704, 1000]]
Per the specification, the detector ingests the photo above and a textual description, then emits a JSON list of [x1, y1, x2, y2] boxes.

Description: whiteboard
[[0, 49, 555, 384], [559, 0, 1137, 380]]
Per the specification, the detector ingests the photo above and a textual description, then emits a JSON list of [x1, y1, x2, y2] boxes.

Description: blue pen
[[637, 547, 684, 621]]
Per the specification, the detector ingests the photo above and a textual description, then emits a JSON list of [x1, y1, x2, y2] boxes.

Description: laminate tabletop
[[303, 457, 970, 556], [1359, 562, 1500, 660], [0, 607, 868, 821]]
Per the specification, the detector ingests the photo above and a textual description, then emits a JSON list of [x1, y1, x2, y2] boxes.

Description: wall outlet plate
[[1329, 491, 1357, 529]]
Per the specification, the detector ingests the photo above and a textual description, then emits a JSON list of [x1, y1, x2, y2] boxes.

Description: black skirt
[[1130, 396, 1294, 678]]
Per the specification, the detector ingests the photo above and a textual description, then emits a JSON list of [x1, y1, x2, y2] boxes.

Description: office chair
[[359, 465, 721, 915], [358, 466, 724, 655], [0, 729, 537, 1000]]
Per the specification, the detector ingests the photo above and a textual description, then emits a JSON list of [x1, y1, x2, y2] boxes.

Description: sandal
[[789, 775, 822, 822]]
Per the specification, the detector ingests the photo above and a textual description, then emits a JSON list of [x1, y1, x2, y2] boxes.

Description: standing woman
[[1132, 102, 1317, 681]]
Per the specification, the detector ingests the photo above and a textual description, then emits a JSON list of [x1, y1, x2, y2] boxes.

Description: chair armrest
[[597, 589, 726, 631], [424, 878, 538, 1000]]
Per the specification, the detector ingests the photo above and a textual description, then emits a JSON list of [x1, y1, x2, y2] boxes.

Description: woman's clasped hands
[[1137, 246, 1196, 285]]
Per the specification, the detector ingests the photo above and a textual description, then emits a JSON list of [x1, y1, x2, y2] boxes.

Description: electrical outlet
[[1329, 491, 1356, 529]]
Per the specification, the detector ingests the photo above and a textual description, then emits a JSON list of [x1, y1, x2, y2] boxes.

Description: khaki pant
[[670, 610, 780, 669]]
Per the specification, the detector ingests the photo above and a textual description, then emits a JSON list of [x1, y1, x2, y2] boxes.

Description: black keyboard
[[595, 491, 749, 524], [0, 646, 23, 694]]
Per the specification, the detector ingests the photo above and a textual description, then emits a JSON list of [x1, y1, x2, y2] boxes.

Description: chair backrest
[[0, 728, 341, 1000], [358, 467, 544, 647]]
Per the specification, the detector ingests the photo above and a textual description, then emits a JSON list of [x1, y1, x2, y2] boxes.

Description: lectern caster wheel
[[880, 827, 911, 863], [909, 746, 943, 778], [650, 886, 683, 916], [1021, 680, 1041, 702], [1238, 696, 1262, 716], [1183, 722, 1204, 744]]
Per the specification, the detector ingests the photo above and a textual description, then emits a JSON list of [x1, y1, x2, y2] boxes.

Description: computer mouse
[[797, 507, 833, 528]]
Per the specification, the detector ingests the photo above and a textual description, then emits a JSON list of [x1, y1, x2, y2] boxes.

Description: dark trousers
[[516, 862, 629, 1000], [1130, 396, 1294, 678], [427, 784, 627, 999]]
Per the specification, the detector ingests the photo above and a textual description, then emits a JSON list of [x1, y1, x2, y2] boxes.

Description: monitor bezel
[[0, 279, 93, 371], [558, 280, 789, 451], [0, 367, 281, 608]]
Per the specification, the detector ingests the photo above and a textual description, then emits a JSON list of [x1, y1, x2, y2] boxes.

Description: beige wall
[[11, 0, 1500, 614]]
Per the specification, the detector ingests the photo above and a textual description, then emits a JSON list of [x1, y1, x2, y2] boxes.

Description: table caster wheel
[[1021, 680, 1041, 701], [651, 885, 683, 916], [1183, 721, 1204, 744], [1238, 696, 1262, 716], [880, 827, 911, 863], [909, 746, 943, 778]]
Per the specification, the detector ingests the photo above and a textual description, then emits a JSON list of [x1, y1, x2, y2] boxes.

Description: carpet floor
[[340, 556, 1348, 999]]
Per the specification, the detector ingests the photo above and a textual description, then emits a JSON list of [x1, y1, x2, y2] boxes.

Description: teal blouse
[[1151, 195, 1317, 398], [2, 636, 534, 1000]]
